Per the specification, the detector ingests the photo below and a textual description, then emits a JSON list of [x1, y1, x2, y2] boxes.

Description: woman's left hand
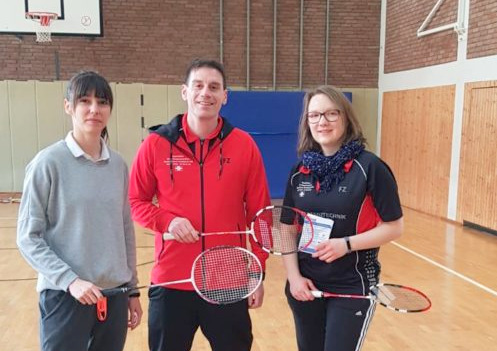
[[128, 297, 143, 330], [312, 238, 348, 263]]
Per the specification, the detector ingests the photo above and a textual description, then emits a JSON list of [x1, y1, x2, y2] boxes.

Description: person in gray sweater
[[17, 71, 142, 351]]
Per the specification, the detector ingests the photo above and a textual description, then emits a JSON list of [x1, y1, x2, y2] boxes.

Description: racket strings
[[373, 285, 431, 311], [253, 207, 306, 254], [192, 246, 262, 304]]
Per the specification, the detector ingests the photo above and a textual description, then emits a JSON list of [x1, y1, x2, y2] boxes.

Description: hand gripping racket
[[102, 246, 263, 305], [163, 205, 314, 255], [311, 283, 432, 313]]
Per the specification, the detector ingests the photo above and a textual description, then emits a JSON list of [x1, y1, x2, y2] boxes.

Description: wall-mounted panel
[[458, 81, 497, 231], [9, 81, 38, 191], [0, 82, 13, 191], [105, 83, 118, 151], [114, 84, 142, 167], [381, 86, 455, 217], [167, 86, 186, 121], [345, 88, 378, 151], [35, 81, 65, 149], [1, 82, 376, 195], [221, 91, 305, 198], [61, 81, 72, 136], [143, 84, 168, 131]]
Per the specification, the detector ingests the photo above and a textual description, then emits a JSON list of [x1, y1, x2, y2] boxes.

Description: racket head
[[250, 205, 314, 255], [191, 245, 263, 305], [370, 283, 432, 313]]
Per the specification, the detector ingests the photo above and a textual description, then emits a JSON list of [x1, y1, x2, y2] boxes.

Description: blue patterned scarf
[[302, 140, 365, 193]]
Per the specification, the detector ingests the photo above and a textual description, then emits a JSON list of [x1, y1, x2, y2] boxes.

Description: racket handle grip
[[162, 233, 174, 240], [101, 286, 131, 297], [310, 290, 324, 298]]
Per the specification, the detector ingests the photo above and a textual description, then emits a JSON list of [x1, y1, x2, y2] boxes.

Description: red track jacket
[[129, 114, 271, 290]]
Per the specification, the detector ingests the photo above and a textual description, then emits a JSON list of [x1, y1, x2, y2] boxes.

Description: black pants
[[148, 287, 253, 351], [285, 283, 376, 351], [39, 289, 128, 351]]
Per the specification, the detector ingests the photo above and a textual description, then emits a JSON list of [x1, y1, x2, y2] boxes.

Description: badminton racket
[[163, 205, 314, 255], [311, 283, 431, 313], [102, 245, 262, 305]]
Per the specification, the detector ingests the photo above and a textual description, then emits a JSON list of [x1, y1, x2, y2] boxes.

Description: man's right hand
[[68, 278, 103, 305], [168, 217, 200, 243]]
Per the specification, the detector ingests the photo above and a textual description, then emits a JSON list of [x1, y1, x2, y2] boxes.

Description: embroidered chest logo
[[338, 186, 348, 193], [165, 155, 193, 171], [296, 181, 314, 197]]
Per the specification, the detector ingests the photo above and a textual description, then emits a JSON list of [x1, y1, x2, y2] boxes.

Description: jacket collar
[[181, 114, 224, 143], [149, 113, 235, 144]]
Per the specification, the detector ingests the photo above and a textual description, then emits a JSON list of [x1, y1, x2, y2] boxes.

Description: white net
[[192, 246, 263, 304], [35, 28, 52, 43], [26, 13, 57, 43]]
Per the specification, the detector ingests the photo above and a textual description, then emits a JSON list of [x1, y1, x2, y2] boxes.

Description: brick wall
[[384, 0, 458, 73], [302, 0, 327, 88], [327, 1, 381, 87], [467, 0, 497, 59], [223, 0, 247, 85], [0, 0, 381, 88]]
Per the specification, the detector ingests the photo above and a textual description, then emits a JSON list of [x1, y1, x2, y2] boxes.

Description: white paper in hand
[[299, 213, 334, 254]]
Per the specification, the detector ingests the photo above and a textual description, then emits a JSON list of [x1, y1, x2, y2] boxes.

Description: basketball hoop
[[25, 12, 58, 43]]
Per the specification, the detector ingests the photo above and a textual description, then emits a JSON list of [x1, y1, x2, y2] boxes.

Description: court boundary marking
[[392, 241, 497, 297]]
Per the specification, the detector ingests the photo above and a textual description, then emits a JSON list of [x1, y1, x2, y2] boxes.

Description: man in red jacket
[[129, 58, 271, 351]]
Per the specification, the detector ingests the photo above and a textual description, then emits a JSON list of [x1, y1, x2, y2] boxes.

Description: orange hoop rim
[[26, 12, 58, 25]]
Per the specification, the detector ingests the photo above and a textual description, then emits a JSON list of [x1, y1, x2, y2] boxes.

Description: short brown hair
[[297, 86, 366, 157], [185, 58, 227, 89]]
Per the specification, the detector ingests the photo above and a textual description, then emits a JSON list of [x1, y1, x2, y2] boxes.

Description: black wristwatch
[[129, 291, 141, 298], [344, 236, 352, 254]]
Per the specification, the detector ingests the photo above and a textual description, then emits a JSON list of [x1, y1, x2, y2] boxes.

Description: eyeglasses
[[306, 109, 341, 124]]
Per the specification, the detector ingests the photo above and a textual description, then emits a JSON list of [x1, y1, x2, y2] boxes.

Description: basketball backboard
[[0, 0, 102, 37]]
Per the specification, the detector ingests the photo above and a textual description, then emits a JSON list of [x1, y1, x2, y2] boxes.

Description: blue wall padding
[[221, 91, 303, 198], [344, 91, 352, 102], [220, 90, 352, 198]]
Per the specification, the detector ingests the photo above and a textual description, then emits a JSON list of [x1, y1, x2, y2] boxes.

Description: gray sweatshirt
[[17, 137, 138, 292]]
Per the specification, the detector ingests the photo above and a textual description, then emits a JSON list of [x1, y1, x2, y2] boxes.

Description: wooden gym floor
[[1, 201, 496, 350]]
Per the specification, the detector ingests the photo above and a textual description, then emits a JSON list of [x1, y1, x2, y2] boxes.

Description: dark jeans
[[285, 282, 376, 351], [148, 287, 253, 351], [39, 289, 128, 351]]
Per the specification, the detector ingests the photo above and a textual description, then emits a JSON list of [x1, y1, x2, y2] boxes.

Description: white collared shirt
[[64, 132, 110, 162]]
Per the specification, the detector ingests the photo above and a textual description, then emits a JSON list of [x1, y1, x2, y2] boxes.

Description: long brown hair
[[297, 85, 366, 157]]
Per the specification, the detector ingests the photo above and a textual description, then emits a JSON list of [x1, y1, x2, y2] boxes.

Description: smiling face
[[65, 92, 111, 138], [181, 67, 227, 122], [307, 93, 347, 156]]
